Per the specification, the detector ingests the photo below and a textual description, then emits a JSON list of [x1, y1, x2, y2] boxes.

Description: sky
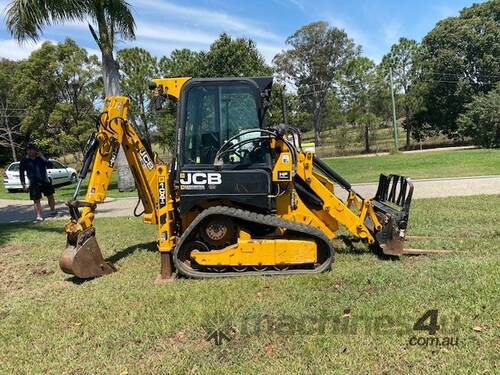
[[0, 0, 485, 64]]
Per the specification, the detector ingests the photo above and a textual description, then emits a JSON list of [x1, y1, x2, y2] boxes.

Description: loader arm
[[273, 138, 413, 256], [59, 96, 176, 279]]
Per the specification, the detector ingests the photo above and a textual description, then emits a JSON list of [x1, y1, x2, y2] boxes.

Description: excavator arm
[[59, 96, 176, 279]]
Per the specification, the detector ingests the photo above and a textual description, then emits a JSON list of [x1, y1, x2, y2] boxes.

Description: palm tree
[[5, 0, 136, 189]]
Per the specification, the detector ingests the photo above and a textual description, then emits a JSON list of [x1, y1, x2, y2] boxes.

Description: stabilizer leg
[[155, 252, 175, 284]]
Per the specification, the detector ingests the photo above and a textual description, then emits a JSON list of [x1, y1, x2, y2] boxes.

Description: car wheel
[[71, 173, 78, 182]]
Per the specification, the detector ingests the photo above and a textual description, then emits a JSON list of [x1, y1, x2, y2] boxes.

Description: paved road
[[352, 175, 500, 199], [1, 175, 499, 224]]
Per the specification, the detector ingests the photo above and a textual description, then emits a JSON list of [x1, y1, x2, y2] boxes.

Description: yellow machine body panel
[[272, 150, 293, 182], [151, 77, 191, 100], [191, 233, 317, 267]]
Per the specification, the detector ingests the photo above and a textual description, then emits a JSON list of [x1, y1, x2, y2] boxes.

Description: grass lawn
[[325, 148, 500, 183], [0, 173, 137, 201], [0, 195, 498, 374]]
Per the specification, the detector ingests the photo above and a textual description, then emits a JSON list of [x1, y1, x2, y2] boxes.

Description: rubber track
[[173, 206, 335, 279]]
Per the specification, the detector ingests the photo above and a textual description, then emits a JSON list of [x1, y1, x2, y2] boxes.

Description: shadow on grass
[[334, 234, 400, 261], [106, 240, 157, 263], [63, 241, 157, 285]]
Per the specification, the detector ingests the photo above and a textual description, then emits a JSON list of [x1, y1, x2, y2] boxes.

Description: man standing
[[19, 144, 57, 222]]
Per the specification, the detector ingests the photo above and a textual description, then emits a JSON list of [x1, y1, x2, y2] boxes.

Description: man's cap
[[26, 143, 38, 151]]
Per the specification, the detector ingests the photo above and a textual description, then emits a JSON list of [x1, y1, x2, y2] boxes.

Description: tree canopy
[[274, 21, 359, 145], [380, 38, 421, 149], [12, 39, 100, 157], [458, 83, 500, 148], [413, 0, 500, 138]]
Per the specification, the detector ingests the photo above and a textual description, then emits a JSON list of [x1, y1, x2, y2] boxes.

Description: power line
[[281, 71, 500, 93], [294, 77, 498, 98]]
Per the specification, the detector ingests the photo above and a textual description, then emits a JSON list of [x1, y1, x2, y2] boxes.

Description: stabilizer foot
[[155, 252, 175, 284]]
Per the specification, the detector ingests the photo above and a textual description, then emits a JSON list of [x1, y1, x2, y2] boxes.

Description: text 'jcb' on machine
[[59, 76, 413, 280]]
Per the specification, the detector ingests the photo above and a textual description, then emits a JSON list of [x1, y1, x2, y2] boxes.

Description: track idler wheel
[[59, 226, 116, 279]]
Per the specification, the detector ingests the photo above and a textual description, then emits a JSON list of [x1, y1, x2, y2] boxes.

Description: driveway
[[1, 175, 499, 224], [351, 175, 500, 199]]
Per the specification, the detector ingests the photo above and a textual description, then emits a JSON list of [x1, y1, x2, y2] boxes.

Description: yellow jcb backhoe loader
[[60, 76, 413, 280]]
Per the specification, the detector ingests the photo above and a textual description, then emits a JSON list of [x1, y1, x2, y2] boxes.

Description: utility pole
[[389, 67, 399, 151]]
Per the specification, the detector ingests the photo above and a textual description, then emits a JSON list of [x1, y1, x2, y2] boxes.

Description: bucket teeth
[[59, 227, 116, 279]]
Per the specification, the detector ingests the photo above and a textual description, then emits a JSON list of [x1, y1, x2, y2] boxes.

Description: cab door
[[177, 79, 273, 214]]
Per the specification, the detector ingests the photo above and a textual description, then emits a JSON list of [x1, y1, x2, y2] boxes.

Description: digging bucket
[[59, 226, 116, 279]]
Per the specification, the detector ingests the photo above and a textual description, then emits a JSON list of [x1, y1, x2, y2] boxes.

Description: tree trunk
[[3, 108, 17, 161], [102, 52, 121, 96], [405, 106, 411, 151], [312, 108, 321, 146], [140, 113, 151, 145], [364, 122, 370, 153], [102, 51, 135, 192]]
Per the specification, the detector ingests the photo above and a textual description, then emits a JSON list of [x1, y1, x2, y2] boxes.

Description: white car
[[3, 160, 78, 192]]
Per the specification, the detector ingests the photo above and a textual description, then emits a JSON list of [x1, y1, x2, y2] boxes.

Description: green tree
[[413, 1, 500, 139], [5, 0, 137, 190], [267, 86, 308, 131], [380, 37, 420, 150], [343, 57, 382, 153], [457, 84, 500, 148], [0, 58, 22, 162], [199, 33, 271, 77], [13, 42, 60, 153], [158, 49, 202, 78], [159, 33, 271, 79], [117, 47, 158, 144], [13, 39, 100, 158], [274, 21, 359, 146], [49, 39, 101, 158]]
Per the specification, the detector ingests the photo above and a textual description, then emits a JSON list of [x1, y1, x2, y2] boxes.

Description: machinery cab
[[172, 77, 275, 214]]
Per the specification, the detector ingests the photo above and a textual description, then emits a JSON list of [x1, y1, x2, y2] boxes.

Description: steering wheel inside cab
[[214, 132, 269, 167]]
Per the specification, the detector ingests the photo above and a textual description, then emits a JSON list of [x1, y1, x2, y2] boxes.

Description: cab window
[[183, 83, 262, 165]]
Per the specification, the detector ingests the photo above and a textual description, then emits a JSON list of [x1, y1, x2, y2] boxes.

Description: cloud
[[134, 0, 283, 42], [0, 38, 101, 60], [0, 0, 284, 63], [271, 0, 304, 11], [0, 39, 47, 60], [258, 42, 285, 64], [135, 21, 216, 45]]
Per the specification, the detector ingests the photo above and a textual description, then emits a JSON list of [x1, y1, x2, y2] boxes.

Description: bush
[[458, 85, 500, 148]]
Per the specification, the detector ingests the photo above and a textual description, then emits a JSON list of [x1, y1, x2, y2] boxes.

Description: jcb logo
[[180, 172, 222, 185], [139, 148, 154, 170]]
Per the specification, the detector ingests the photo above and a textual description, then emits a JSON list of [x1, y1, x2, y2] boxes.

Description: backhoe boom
[[60, 96, 176, 279]]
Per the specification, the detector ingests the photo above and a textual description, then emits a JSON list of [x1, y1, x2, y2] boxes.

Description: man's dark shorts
[[29, 182, 55, 201]]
